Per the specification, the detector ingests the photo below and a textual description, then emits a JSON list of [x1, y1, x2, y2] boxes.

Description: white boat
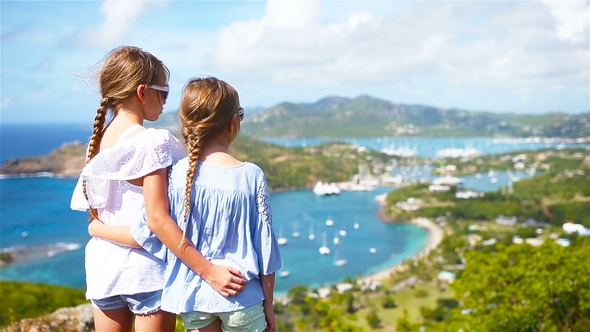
[[279, 259, 290, 277], [333, 239, 348, 266], [333, 232, 340, 245], [432, 175, 464, 186], [435, 147, 480, 159], [334, 259, 348, 266], [277, 227, 288, 245], [369, 247, 377, 254], [313, 181, 341, 196], [325, 217, 334, 227], [308, 222, 315, 240], [319, 232, 331, 255], [380, 144, 416, 158], [292, 221, 300, 238], [339, 222, 347, 236]]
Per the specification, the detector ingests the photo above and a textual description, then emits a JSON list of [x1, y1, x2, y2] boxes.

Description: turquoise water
[[1, 123, 584, 293]]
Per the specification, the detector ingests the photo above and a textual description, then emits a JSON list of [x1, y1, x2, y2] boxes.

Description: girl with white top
[[132, 77, 282, 332], [71, 47, 245, 331]]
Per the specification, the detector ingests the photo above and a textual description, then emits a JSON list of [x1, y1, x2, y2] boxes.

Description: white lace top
[[71, 127, 186, 300]]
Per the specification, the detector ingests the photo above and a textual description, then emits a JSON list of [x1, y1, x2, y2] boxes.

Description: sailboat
[[319, 232, 331, 255], [334, 246, 347, 266], [292, 221, 300, 238], [333, 231, 340, 245], [279, 259, 290, 277], [353, 217, 360, 229], [333, 237, 347, 266], [339, 221, 347, 236], [308, 221, 315, 240], [325, 216, 334, 227], [277, 227, 288, 245]]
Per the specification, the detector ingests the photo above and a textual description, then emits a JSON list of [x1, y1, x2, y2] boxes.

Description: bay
[[1, 123, 586, 294]]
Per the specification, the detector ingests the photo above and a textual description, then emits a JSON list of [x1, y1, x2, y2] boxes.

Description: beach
[[359, 217, 444, 284], [307, 215, 444, 299]]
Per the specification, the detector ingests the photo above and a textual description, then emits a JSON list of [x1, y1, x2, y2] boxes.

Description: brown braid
[[83, 98, 109, 222], [177, 77, 241, 246], [80, 46, 170, 223], [179, 128, 201, 243]]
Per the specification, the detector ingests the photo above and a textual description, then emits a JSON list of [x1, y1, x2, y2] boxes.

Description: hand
[[202, 264, 246, 297], [87, 219, 104, 237]]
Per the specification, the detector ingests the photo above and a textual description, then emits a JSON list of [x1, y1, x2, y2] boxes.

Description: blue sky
[[1, 0, 588, 123]]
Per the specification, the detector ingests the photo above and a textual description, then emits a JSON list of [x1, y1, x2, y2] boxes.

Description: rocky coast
[[0, 143, 86, 177]]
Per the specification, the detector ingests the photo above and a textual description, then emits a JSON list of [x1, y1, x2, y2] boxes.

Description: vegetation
[[0, 281, 87, 328], [230, 136, 394, 192], [385, 149, 590, 227], [433, 238, 590, 331], [154, 96, 589, 138], [231, 95, 588, 138], [1, 133, 588, 330]]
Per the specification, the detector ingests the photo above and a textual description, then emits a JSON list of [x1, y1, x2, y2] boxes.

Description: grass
[[350, 281, 449, 331]]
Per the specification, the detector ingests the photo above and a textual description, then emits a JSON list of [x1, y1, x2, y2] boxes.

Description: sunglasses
[[147, 84, 169, 102], [238, 107, 244, 121]]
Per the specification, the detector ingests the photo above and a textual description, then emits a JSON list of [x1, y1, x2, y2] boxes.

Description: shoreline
[[357, 216, 444, 284], [276, 215, 444, 299]]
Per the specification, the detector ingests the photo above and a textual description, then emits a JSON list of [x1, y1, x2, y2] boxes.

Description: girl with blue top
[[132, 77, 282, 332]]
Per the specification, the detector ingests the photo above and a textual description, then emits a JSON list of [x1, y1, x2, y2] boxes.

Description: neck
[[199, 140, 229, 157], [112, 108, 144, 126]]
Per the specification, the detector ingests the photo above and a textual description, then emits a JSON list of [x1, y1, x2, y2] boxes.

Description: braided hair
[[82, 46, 169, 221], [177, 77, 240, 242]]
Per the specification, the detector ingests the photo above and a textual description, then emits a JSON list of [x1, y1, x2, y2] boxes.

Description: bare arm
[[143, 168, 246, 297], [261, 273, 276, 332], [88, 220, 140, 248]]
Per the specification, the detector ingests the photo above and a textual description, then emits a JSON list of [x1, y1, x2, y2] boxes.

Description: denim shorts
[[90, 290, 162, 315], [181, 302, 266, 332]]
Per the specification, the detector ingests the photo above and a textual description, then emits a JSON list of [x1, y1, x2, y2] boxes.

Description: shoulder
[[242, 161, 264, 174], [241, 162, 266, 180], [143, 128, 182, 146], [242, 162, 269, 188]]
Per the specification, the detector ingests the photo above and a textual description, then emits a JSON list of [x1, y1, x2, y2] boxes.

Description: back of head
[[100, 45, 169, 113], [88, 45, 169, 159], [83, 46, 169, 219], [179, 76, 239, 147], [177, 77, 240, 239]]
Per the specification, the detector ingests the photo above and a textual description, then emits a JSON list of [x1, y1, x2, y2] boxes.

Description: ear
[[136, 85, 146, 104]]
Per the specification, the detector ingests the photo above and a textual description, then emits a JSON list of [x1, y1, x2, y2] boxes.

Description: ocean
[[0, 123, 587, 294]]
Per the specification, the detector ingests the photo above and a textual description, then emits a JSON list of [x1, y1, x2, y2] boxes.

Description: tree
[[434, 238, 590, 331], [365, 307, 381, 329]]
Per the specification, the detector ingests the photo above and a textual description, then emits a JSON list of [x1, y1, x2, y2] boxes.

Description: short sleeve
[[252, 175, 282, 275], [70, 177, 89, 211], [77, 129, 186, 209]]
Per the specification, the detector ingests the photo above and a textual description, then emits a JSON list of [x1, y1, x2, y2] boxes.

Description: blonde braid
[[82, 98, 109, 222], [179, 126, 201, 246]]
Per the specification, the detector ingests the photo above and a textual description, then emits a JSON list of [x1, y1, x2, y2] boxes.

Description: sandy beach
[[358, 217, 444, 284]]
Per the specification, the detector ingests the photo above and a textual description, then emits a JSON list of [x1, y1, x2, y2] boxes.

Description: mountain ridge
[[153, 94, 588, 138]]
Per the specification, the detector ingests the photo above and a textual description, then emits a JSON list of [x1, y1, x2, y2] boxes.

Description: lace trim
[[256, 178, 272, 225]]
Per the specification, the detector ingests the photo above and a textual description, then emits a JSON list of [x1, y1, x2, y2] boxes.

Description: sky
[[1, 0, 589, 123]]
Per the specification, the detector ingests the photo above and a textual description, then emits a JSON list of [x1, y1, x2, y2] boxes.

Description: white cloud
[[539, 0, 589, 43], [211, 0, 588, 93], [73, 0, 167, 48]]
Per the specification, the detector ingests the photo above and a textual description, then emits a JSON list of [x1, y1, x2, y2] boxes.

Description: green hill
[[152, 95, 587, 138]]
